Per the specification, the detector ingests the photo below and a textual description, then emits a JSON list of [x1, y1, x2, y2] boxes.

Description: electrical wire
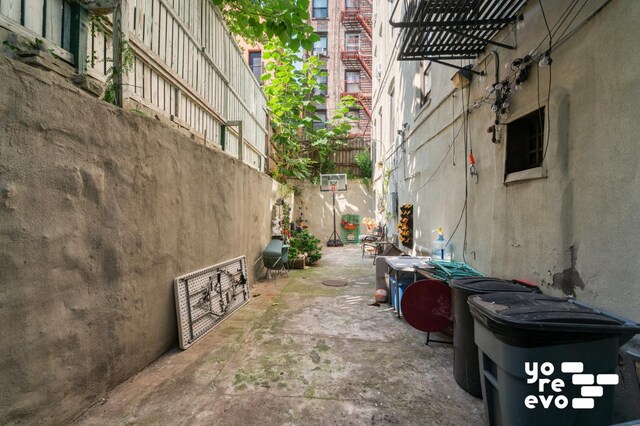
[[550, 0, 584, 40], [452, 92, 456, 166], [410, 121, 464, 194], [538, 0, 553, 49], [446, 84, 470, 263], [540, 59, 553, 165], [531, 0, 580, 54], [552, 0, 592, 49], [537, 0, 553, 167]]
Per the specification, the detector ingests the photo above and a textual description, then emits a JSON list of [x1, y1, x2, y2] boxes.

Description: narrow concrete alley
[[75, 246, 484, 425]]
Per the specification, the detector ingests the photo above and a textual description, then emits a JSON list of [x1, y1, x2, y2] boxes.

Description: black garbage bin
[[469, 292, 640, 426], [449, 277, 540, 397]]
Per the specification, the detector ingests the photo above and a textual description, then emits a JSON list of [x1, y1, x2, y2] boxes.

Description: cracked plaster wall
[[372, 0, 640, 321], [0, 56, 279, 424]]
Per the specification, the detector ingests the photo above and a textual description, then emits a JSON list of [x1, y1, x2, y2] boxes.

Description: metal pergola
[[390, 0, 527, 73]]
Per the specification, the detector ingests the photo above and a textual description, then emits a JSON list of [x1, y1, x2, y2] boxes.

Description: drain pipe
[[490, 50, 502, 128], [414, 242, 431, 256], [491, 50, 500, 84]]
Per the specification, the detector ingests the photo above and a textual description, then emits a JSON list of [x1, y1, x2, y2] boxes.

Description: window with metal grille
[[419, 61, 431, 107], [506, 108, 545, 175], [345, 32, 360, 51], [313, 0, 328, 19], [313, 33, 328, 56], [345, 70, 360, 92], [248, 51, 263, 83]]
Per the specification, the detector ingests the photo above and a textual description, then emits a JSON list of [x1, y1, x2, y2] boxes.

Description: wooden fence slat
[[170, 17, 177, 70], [159, 4, 166, 62], [0, 0, 266, 168], [151, 68, 158, 106], [45, 0, 63, 45], [23, 0, 44, 35], [143, 61, 151, 101], [134, 57, 142, 95], [136, 0, 144, 40], [152, 0, 159, 54], [142, 0, 150, 47], [105, 33, 112, 76], [94, 28, 105, 74], [0, 0, 22, 22], [128, 0, 136, 32]]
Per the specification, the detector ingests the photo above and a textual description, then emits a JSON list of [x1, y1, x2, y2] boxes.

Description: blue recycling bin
[[389, 274, 415, 316]]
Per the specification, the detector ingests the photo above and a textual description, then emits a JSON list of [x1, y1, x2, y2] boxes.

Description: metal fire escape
[[340, 0, 373, 121]]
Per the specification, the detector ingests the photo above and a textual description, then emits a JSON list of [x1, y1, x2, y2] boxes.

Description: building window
[[505, 108, 545, 175], [315, 74, 328, 96], [345, 0, 359, 10], [420, 61, 431, 107], [313, 109, 328, 130], [248, 51, 263, 82], [345, 70, 360, 92], [313, 33, 328, 56], [313, 0, 328, 19], [345, 32, 360, 51]]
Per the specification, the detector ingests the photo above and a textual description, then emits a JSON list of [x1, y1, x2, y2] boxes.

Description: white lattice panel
[[174, 256, 250, 349]]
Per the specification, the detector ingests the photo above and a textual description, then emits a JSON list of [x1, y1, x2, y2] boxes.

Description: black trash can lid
[[450, 277, 540, 293], [468, 292, 640, 347]]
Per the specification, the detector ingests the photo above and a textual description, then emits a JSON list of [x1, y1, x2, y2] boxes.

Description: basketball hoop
[[319, 174, 348, 247], [319, 174, 347, 192]]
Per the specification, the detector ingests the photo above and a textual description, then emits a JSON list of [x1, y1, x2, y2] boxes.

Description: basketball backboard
[[319, 174, 347, 192]]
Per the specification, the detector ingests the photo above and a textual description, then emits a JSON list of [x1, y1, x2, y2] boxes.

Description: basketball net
[[329, 180, 338, 193]]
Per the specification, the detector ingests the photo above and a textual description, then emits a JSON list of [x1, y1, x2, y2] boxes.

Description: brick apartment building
[[308, 0, 373, 176]]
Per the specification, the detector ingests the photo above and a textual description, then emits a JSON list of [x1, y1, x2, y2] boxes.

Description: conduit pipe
[[414, 243, 431, 256]]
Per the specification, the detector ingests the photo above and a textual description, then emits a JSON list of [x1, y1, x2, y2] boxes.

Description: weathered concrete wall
[[0, 57, 279, 424], [292, 179, 374, 244], [372, 0, 640, 321]]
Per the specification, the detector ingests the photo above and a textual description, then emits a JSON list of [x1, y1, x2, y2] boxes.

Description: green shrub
[[354, 150, 372, 178], [289, 230, 322, 264]]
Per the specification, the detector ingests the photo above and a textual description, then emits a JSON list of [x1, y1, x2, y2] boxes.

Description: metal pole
[[332, 190, 336, 243]]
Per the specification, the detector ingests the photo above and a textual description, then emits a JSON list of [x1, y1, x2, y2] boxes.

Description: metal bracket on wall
[[174, 256, 250, 350]]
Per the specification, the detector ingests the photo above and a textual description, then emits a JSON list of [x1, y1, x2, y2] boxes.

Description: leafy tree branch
[[261, 39, 357, 181], [213, 0, 319, 50]]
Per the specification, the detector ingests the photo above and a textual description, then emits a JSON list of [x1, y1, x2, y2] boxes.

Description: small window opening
[[505, 108, 545, 175]]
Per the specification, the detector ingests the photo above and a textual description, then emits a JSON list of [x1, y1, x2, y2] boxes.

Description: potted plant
[[340, 214, 360, 230], [286, 245, 306, 269], [288, 230, 322, 267]]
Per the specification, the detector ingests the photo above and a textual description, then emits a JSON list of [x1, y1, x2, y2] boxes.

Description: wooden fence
[[0, 0, 268, 172]]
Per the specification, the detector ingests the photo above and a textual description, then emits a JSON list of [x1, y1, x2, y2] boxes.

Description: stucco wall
[[292, 179, 374, 244], [0, 57, 279, 424], [372, 0, 640, 321]]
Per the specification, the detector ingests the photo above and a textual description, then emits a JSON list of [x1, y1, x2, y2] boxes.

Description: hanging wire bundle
[[427, 259, 484, 282]]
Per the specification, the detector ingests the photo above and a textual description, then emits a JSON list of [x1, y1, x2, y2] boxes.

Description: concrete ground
[[75, 245, 484, 425]]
